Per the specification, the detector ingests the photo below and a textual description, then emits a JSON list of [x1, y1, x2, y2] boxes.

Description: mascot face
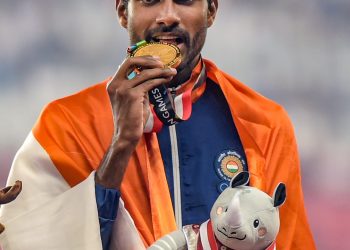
[[210, 172, 286, 250]]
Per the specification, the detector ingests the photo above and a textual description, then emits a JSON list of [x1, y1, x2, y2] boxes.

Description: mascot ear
[[230, 171, 249, 188], [273, 183, 286, 207]]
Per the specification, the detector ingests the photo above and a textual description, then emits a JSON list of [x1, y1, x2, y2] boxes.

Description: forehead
[[217, 187, 273, 207], [123, 0, 212, 6]]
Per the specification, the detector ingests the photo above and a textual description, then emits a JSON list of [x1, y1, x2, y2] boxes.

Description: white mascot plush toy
[[148, 171, 286, 250]]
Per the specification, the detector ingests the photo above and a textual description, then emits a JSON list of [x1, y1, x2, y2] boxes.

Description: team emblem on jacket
[[215, 149, 246, 182]]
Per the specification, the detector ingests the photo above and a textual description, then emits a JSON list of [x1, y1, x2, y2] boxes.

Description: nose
[[220, 224, 238, 235], [220, 224, 245, 238], [156, 1, 180, 27]]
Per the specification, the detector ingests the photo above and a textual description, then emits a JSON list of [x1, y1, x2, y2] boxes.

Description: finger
[[0, 186, 11, 194], [128, 67, 177, 88], [0, 181, 22, 204], [134, 75, 175, 93], [0, 222, 4, 234], [107, 56, 165, 94], [14, 180, 22, 193], [7, 181, 22, 194], [118, 56, 164, 80], [107, 67, 176, 96]]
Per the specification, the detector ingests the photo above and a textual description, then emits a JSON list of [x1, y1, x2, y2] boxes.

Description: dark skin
[[0, 181, 22, 234], [96, 57, 177, 188], [95, 0, 217, 189]]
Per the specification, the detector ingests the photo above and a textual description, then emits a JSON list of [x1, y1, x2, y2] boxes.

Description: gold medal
[[129, 42, 182, 68]]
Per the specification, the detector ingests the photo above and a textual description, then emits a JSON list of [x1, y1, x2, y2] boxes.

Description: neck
[[168, 55, 201, 88]]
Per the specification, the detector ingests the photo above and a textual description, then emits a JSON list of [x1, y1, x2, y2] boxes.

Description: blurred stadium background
[[0, 0, 349, 249]]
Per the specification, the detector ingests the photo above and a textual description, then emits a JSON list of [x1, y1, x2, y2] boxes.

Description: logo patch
[[215, 150, 246, 182], [217, 181, 229, 193]]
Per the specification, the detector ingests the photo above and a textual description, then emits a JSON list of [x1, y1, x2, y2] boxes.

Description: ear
[[272, 183, 286, 207], [207, 0, 218, 28], [230, 171, 249, 188], [117, 0, 128, 29]]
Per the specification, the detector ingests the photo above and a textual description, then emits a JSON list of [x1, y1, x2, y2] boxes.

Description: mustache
[[144, 25, 190, 45]]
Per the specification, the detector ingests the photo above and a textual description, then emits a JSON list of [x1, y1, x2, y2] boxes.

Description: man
[[0, 0, 315, 249]]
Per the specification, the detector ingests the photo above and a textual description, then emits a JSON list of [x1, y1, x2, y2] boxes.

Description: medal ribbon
[[145, 61, 206, 132], [127, 41, 206, 133]]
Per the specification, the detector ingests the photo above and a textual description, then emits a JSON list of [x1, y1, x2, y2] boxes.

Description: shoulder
[[33, 78, 113, 139], [204, 59, 292, 130], [46, 79, 110, 113], [38, 79, 111, 122]]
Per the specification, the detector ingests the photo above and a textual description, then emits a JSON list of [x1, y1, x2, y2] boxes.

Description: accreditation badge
[[215, 149, 246, 192]]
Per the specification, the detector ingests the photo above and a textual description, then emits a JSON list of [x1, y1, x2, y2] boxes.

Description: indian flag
[[226, 161, 239, 173]]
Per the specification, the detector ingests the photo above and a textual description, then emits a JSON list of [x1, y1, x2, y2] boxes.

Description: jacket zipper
[[169, 124, 182, 228]]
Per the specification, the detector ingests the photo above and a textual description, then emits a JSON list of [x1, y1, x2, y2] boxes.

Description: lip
[[151, 33, 184, 46]]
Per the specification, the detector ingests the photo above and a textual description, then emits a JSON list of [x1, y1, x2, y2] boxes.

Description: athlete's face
[[117, 0, 217, 83]]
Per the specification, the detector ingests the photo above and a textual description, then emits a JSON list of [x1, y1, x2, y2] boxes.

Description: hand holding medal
[[106, 42, 177, 148]]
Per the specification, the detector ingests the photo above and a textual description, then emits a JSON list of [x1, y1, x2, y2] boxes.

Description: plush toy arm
[[148, 230, 187, 250]]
